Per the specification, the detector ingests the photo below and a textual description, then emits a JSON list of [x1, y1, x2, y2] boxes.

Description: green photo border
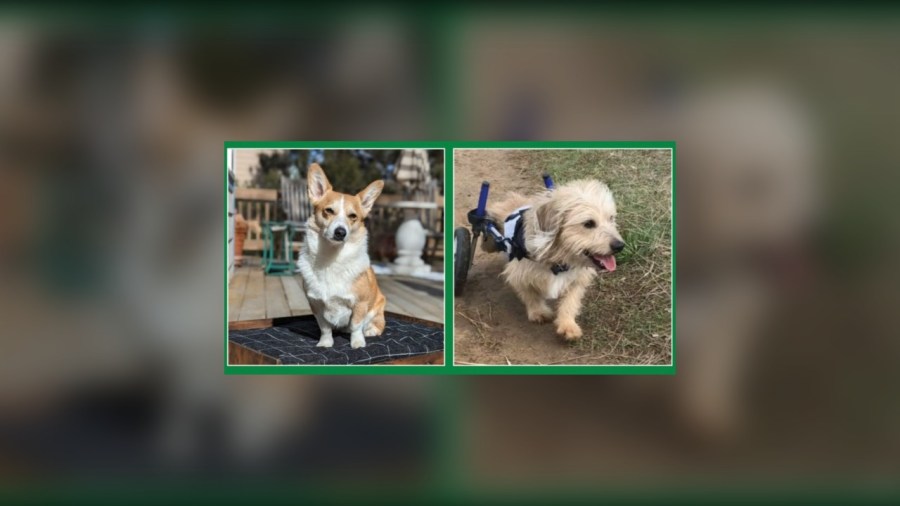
[[224, 140, 675, 375]]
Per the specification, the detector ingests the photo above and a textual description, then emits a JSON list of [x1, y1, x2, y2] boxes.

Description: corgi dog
[[296, 163, 387, 349]]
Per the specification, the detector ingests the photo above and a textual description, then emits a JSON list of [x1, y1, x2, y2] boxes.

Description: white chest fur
[[544, 268, 583, 299], [503, 260, 590, 300], [296, 230, 370, 330]]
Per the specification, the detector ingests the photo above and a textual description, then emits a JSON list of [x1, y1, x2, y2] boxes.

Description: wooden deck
[[228, 265, 444, 324]]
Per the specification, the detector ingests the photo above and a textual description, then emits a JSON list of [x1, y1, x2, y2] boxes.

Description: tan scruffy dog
[[483, 180, 625, 341]]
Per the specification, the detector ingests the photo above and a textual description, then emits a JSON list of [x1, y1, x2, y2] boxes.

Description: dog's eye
[[324, 208, 334, 216], [348, 213, 358, 220], [583, 219, 596, 229]]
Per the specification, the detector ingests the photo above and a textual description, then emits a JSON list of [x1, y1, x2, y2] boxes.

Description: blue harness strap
[[503, 206, 531, 261]]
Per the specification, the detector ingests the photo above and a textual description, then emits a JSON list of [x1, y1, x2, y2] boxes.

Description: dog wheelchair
[[453, 173, 555, 295]]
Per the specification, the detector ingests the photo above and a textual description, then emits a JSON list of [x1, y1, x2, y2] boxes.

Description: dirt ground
[[452, 149, 672, 365]]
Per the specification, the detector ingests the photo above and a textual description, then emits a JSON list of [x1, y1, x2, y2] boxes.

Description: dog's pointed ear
[[357, 180, 384, 216], [307, 163, 332, 203], [535, 198, 563, 235]]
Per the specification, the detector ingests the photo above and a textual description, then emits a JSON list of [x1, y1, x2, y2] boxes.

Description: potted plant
[[234, 213, 249, 266]]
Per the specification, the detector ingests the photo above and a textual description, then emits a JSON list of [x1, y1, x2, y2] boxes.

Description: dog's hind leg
[[479, 218, 503, 253], [365, 312, 385, 337], [364, 291, 386, 337], [351, 290, 387, 348]]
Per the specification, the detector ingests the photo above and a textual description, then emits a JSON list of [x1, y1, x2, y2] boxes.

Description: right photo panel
[[453, 147, 673, 368]]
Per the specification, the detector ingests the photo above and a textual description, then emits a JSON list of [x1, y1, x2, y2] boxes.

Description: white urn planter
[[390, 218, 431, 275]]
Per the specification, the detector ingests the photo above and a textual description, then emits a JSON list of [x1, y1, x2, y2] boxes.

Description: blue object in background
[[542, 173, 555, 190], [307, 149, 325, 166], [476, 181, 490, 217]]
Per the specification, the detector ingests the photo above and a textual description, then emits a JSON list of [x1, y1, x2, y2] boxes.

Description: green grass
[[516, 149, 673, 364]]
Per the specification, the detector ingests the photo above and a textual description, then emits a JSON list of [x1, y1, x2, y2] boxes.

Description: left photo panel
[[226, 146, 445, 369]]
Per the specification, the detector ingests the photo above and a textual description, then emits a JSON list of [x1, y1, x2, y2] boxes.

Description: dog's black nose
[[611, 239, 625, 253], [333, 227, 347, 241]]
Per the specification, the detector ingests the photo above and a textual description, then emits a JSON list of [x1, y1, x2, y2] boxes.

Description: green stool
[[261, 221, 296, 275]]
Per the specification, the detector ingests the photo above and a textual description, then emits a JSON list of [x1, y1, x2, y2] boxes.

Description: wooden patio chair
[[281, 175, 311, 233], [280, 176, 312, 270]]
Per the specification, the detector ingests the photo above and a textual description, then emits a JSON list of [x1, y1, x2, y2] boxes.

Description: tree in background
[[319, 150, 382, 194], [252, 149, 381, 193], [251, 149, 443, 194], [428, 150, 444, 194], [250, 150, 307, 189]]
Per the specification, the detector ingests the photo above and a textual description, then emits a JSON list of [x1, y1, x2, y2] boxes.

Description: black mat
[[229, 315, 444, 365]]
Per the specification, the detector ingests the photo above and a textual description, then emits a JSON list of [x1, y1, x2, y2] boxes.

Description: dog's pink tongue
[[598, 255, 616, 272]]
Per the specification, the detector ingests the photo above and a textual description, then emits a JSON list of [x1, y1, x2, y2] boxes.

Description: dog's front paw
[[350, 335, 367, 349], [527, 306, 555, 323], [555, 320, 582, 341], [316, 336, 334, 348], [364, 325, 382, 337]]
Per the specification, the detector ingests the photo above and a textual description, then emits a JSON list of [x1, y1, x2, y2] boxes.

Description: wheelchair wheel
[[454, 227, 472, 296]]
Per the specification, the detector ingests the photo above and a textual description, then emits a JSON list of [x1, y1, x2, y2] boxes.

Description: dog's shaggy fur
[[484, 180, 624, 341]]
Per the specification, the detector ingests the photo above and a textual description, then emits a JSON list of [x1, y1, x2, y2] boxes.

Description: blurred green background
[[1, 3, 899, 503]]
